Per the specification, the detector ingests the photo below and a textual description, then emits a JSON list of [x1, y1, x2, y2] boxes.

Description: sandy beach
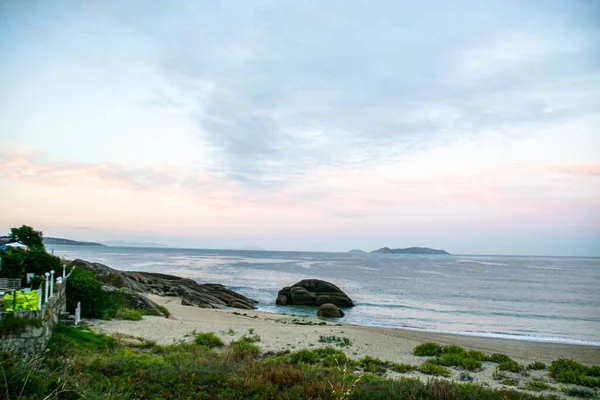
[[86, 294, 600, 397]]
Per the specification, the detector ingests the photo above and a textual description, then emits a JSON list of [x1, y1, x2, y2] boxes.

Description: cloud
[[96, 1, 600, 185], [540, 163, 600, 178]]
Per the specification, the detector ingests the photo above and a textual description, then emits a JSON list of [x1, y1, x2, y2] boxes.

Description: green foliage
[[359, 356, 388, 373], [22, 246, 63, 276], [290, 348, 320, 364], [488, 353, 513, 363], [525, 379, 553, 391], [318, 335, 352, 347], [442, 344, 466, 354], [549, 359, 600, 388], [414, 342, 444, 356], [0, 247, 26, 278], [228, 335, 261, 359], [562, 385, 596, 398], [527, 361, 547, 370], [501, 379, 519, 386], [115, 308, 144, 321], [66, 267, 128, 319], [391, 362, 417, 373], [466, 350, 489, 361], [0, 314, 42, 337], [418, 360, 452, 377], [0, 351, 56, 398], [9, 225, 44, 248], [1, 324, 576, 400], [194, 332, 224, 348], [498, 359, 523, 373], [156, 304, 170, 318], [48, 323, 116, 356]]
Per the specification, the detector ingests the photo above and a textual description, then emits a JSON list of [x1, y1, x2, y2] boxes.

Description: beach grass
[[2, 325, 597, 399]]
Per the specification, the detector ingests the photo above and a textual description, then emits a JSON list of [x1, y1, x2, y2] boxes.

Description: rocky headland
[[70, 259, 258, 310]]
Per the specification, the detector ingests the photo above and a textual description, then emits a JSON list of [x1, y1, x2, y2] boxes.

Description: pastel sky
[[1, 1, 599, 256]]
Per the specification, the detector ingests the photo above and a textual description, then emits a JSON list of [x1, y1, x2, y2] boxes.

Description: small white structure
[[75, 302, 81, 325]]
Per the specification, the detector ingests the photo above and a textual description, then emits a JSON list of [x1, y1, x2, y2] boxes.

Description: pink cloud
[[538, 163, 600, 177]]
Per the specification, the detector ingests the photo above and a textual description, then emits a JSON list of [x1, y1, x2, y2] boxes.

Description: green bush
[[418, 361, 452, 377], [498, 359, 523, 373], [442, 345, 466, 354], [562, 386, 596, 398], [414, 342, 443, 357], [524, 379, 552, 391], [466, 350, 489, 361], [391, 363, 417, 373], [66, 268, 126, 319], [527, 361, 547, 370], [489, 353, 513, 363], [290, 349, 320, 365], [115, 308, 144, 321], [194, 332, 224, 348], [549, 359, 600, 388], [359, 356, 388, 373], [66, 267, 105, 318]]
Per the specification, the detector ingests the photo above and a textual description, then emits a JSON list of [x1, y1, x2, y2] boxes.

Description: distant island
[[102, 240, 168, 248], [348, 249, 367, 254], [44, 237, 105, 246], [371, 247, 449, 255]]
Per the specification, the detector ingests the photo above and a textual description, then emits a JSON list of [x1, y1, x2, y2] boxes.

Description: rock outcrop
[[70, 259, 258, 310], [317, 303, 344, 318], [276, 279, 354, 308]]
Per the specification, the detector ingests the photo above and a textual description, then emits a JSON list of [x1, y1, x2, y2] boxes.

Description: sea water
[[49, 246, 600, 345]]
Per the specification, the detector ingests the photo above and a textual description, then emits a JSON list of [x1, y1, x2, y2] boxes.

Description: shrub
[[549, 359, 600, 387], [290, 349, 320, 365], [498, 359, 523, 373], [156, 305, 170, 318], [489, 353, 512, 363], [501, 379, 519, 386], [442, 345, 466, 354], [194, 332, 224, 348], [318, 335, 352, 347], [562, 386, 596, 398], [418, 361, 452, 377], [359, 356, 388, 373], [114, 308, 144, 321], [391, 363, 417, 373], [525, 379, 552, 391], [527, 361, 547, 370], [66, 267, 105, 318], [466, 350, 488, 361], [414, 342, 443, 357]]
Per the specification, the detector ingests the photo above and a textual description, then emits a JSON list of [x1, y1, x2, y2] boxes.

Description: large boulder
[[317, 303, 345, 318], [276, 279, 354, 307]]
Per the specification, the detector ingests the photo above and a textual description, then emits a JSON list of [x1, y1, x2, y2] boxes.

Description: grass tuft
[[413, 342, 443, 357], [194, 332, 224, 348]]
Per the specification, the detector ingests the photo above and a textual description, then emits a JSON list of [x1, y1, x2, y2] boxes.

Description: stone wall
[[0, 272, 70, 356]]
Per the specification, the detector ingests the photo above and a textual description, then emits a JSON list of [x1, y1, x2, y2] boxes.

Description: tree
[[8, 225, 44, 248]]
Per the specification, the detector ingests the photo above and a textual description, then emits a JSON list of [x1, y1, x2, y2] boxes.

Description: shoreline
[[89, 294, 600, 366], [251, 306, 600, 348]]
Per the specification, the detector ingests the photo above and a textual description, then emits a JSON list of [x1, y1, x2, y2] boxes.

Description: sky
[[0, 1, 599, 256]]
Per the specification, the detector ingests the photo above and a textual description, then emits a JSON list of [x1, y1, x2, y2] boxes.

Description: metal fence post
[[49, 270, 55, 298], [44, 272, 50, 303], [75, 301, 81, 325]]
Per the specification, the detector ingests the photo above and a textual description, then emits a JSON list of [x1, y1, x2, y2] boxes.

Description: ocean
[[49, 245, 600, 346]]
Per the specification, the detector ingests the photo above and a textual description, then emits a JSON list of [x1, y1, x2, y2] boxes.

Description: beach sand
[[88, 294, 600, 397]]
